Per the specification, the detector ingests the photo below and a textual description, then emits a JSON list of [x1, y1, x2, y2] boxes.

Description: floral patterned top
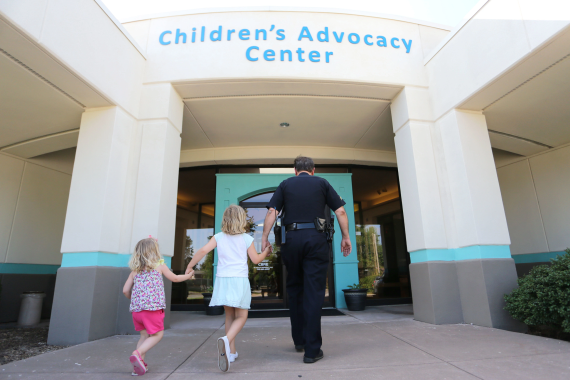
[[129, 266, 166, 313]]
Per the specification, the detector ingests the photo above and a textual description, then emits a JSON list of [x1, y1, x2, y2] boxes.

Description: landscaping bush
[[504, 249, 570, 332], [359, 274, 376, 292]]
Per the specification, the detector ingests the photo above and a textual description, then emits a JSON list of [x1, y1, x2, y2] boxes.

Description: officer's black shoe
[[303, 350, 324, 363], [295, 344, 305, 352]]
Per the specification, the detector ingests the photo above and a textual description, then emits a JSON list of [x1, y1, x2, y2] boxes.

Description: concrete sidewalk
[[2, 305, 570, 379]]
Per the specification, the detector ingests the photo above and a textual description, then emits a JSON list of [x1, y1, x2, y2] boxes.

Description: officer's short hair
[[294, 156, 315, 172]]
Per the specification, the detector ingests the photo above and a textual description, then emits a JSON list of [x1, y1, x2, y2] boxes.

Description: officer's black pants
[[281, 229, 329, 358]]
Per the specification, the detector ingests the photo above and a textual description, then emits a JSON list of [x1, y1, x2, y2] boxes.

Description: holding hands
[[184, 269, 195, 279], [263, 244, 273, 255]]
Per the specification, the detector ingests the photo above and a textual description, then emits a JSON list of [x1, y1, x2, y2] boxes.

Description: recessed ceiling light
[[280, 122, 290, 128]]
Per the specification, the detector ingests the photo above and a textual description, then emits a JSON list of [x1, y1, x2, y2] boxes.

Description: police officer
[[262, 156, 352, 363]]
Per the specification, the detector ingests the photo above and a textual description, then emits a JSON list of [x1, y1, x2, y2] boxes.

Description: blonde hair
[[221, 205, 247, 235], [129, 238, 163, 273]]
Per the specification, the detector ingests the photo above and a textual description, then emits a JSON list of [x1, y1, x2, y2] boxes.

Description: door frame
[[214, 173, 359, 308]]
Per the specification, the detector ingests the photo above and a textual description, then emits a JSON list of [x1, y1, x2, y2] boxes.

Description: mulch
[[0, 326, 67, 366], [527, 325, 570, 342]]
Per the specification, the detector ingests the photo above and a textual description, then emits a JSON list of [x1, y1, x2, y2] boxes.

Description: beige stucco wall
[[497, 143, 570, 256], [0, 151, 73, 265]]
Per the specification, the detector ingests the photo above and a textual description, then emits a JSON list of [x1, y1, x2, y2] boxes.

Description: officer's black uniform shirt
[[266, 172, 346, 225]]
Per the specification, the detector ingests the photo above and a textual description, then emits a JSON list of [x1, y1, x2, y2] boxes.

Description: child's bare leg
[[136, 330, 149, 360], [134, 330, 164, 358], [225, 308, 248, 351], [224, 306, 237, 353]]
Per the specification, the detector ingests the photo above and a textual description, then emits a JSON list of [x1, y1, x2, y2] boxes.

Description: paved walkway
[[2, 305, 570, 379]]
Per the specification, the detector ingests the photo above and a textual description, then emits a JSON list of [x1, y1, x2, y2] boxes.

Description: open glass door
[[240, 192, 334, 309]]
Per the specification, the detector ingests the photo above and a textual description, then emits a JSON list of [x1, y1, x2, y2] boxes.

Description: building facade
[[0, 0, 569, 345]]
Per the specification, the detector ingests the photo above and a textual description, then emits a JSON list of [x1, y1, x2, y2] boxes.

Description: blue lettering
[[210, 26, 222, 41], [298, 27, 313, 41], [227, 29, 235, 41], [332, 31, 344, 43], [246, 46, 259, 61], [276, 29, 285, 40], [201, 26, 205, 42], [159, 31, 172, 45], [348, 33, 360, 44], [264, 49, 275, 61], [296, 47, 305, 62], [239, 29, 250, 40], [175, 29, 186, 44], [326, 51, 333, 63], [364, 35, 373, 46], [391, 37, 400, 48], [192, 28, 196, 43], [377, 36, 387, 47], [309, 51, 320, 62], [317, 27, 329, 42], [256, 29, 267, 40], [402, 38, 412, 53], [281, 49, 292, 61]]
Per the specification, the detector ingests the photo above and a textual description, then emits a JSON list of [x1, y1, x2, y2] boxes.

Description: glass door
[[240, 192, 335, 309], [240, 193, 286, 309]]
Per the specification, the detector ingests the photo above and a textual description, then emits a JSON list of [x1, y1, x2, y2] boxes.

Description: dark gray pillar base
[[410, 261, 463, 324], [456, 258, 525, 332], [48, 267, 173, 346], [410, 258, 526, 332]]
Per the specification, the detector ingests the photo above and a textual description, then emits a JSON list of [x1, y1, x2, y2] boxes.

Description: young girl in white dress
[[186, 204, 272, 372]]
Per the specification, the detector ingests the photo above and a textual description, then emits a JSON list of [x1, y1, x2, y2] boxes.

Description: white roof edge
[[94, 0, 147, 59], [119, 6, 452, 31], [423, 0, 490, 65]]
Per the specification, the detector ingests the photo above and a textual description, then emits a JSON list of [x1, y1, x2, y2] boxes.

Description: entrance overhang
[[175, 79, 401, 167], [180, 146, 397, 167]]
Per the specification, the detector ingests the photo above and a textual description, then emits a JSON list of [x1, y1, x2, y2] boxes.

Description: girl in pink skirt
[[123, 237, 194, 376]]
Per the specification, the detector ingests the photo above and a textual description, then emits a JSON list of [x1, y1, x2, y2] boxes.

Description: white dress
[[209, 232, 254, 309]]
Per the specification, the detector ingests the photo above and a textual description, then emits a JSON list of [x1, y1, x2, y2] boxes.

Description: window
[[352, 168, 411, 303]]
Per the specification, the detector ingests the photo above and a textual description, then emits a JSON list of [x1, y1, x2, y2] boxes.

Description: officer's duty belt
[[285, 223, 315, 232]]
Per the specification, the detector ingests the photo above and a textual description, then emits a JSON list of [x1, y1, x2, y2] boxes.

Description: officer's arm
[[334, 206, 352, 257], [262, 208, 277, 250]]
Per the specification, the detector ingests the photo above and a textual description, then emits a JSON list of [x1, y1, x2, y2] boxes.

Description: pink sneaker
[[129, 350, 146, 376]]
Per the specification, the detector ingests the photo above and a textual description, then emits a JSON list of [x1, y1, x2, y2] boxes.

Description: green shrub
[[504, 249, 570, 332], [359, 274, 376, 292]]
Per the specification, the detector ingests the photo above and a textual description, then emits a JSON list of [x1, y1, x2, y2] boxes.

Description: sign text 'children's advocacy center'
[[158, 26, 413, 63]]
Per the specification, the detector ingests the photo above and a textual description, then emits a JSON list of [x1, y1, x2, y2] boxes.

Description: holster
[[314, 217, 326, 232], [274, 211, 285, 247]]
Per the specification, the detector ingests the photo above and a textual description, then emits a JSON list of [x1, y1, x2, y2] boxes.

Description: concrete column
[[48, 84, 183, 345], [391, 88, 522, 331]]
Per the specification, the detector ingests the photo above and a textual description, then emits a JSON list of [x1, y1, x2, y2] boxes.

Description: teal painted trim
[[333, 260, 359, 265], [512, 251, 567, 264], [0, 263, 60, 275], [215, 173, 359, 308], [410, 245, 511, 263], [61, 252, 171, 268]]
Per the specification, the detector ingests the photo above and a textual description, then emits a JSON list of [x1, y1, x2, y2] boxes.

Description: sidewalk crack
[[164, 321, 225, 379]]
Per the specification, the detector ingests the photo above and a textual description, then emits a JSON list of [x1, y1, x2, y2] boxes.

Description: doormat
[[248, 308, 345, 319]]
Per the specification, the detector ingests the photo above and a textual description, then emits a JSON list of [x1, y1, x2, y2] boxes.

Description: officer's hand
[[262, 237, 270, 251], [341, 237, 352, 257]]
